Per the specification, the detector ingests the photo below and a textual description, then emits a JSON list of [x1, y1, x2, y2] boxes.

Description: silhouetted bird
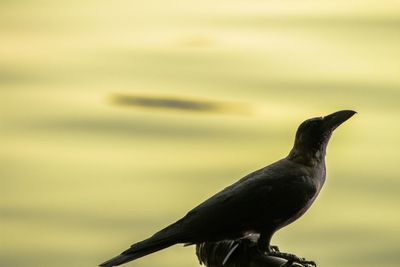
[[100, 110, 356, 267]]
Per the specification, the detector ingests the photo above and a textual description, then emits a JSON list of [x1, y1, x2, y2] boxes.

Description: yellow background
[[1, 1, 400, 266]]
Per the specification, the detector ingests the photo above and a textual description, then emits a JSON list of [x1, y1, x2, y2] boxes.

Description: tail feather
[[99, 239, 175, 267], [99, 254, 132, 267], [99, 222, 185, 267]]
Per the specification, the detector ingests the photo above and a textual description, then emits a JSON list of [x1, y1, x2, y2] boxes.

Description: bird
[[99, 110, 356, 267]]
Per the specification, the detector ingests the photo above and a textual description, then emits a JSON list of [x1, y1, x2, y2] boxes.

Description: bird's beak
[[323, 110, 357, 131]]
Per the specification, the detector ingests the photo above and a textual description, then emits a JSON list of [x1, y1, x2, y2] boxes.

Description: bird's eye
[[309, 118, 322, 126], [307, 121, 317, 127]]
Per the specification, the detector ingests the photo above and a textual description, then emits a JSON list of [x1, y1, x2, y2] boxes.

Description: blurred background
[[1, 0, 400, 266]]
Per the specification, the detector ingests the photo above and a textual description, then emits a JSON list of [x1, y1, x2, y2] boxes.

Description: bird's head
[[288, 110, 356, 165]]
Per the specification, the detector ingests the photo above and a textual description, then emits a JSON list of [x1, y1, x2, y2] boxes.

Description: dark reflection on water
[[110, 94, 249, 114]]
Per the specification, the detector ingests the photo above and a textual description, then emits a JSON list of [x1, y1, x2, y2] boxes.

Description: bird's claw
[[267, 250, 316, 267], [269, 245, 280, 252]]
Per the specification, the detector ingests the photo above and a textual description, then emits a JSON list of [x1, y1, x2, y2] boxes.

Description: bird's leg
[[269, 245, 280, 252], [257, 232, 272, 253]]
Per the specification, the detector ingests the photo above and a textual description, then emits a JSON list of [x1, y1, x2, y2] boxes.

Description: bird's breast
[[270, 174, 322, 230]]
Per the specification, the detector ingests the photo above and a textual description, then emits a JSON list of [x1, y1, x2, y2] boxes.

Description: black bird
[[100, 110, 356, 267]]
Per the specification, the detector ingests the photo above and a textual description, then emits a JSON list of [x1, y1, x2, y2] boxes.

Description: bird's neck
[[287, 147, 326, 167]]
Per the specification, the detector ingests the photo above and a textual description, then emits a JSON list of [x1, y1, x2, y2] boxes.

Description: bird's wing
[[177, 160, 316, 241]]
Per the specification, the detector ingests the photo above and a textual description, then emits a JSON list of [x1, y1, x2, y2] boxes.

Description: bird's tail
[[99, 222, 185, 267]]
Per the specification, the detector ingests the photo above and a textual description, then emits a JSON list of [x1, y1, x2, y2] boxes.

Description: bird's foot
[[269, 245, 280, 252], [267, 249, 316, 267]]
